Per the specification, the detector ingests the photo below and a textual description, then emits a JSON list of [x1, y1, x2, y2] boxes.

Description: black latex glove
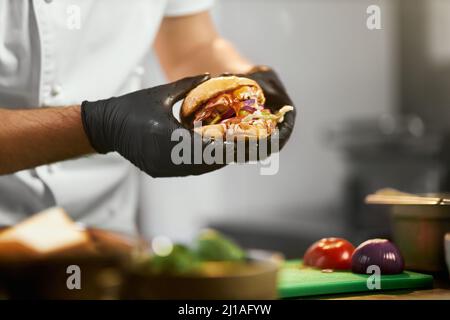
[[81, 74, 226, 178], [236, 66, 297, 151]]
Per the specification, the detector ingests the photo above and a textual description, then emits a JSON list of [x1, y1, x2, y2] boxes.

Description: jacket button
[[50, 84, 62, 97]]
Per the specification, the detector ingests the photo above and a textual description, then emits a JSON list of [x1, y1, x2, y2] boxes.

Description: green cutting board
[[278, 260, 433, 298]]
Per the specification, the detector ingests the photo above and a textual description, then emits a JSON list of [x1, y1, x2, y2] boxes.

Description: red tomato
[[303, 237, 355, 270]]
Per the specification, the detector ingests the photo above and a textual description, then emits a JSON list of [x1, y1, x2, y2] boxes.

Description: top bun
[[180, 76, 264, 119]]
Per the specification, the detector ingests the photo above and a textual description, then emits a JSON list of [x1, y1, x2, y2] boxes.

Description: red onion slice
[[244, 99, 256, 106], [221, 108, 235, 120], [241, 105, 256, 113]]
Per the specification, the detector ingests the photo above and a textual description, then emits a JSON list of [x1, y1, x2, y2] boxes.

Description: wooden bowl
[[0, 227, 139, 299], [120, 250, 281, 300]]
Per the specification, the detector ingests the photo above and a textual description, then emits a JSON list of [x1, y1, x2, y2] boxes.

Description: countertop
[[319, 279, 450, 300]]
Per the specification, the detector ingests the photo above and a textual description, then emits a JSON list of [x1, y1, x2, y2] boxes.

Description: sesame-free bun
[[193, 123, 270, 140], [180, 76, 264, 119]]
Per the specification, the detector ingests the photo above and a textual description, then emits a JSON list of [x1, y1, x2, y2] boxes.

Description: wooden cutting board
[[278, 260, 433, 298]]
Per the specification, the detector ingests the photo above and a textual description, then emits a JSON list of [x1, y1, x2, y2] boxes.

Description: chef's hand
[[244, 66, 296, 151], [81, 74, 226, 178]]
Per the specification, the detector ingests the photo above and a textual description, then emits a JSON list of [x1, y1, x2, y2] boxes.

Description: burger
[[180, 76, 293, 139]]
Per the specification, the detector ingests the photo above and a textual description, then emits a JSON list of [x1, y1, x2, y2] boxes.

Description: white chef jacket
[[0, 0, 214, 235]]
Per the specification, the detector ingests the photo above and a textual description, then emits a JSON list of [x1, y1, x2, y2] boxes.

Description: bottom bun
[[194, 123, 269, 140]]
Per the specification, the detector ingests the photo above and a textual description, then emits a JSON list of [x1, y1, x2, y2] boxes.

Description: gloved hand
[[244, 66, 296, 151], [81, 74, 226, 178]]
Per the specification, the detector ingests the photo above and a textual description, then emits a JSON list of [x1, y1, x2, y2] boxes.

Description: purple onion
[[241, 105, 256, 113], [351, 239, 404, 275], [221, 108, 235, 120], [244, 99, 256, 106]]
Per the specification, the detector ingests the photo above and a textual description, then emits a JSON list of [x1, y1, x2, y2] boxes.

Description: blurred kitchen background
[[139, 0, 450, 257]]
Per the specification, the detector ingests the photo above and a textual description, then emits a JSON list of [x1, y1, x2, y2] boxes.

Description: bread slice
[[0, 207, 92, 260]]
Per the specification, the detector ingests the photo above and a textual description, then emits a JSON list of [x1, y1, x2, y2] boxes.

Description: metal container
[[444, 233, 450, 276], [391, 204, 450, 272]]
